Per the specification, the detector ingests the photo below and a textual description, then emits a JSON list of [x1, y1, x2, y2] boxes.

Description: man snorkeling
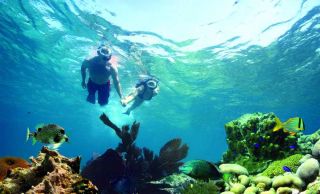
[[121, 76, 160, 115], [81, 45, 124, 106]]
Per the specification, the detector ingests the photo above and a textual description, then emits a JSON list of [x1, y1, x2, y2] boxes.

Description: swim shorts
[[86, 79, 110, 106]]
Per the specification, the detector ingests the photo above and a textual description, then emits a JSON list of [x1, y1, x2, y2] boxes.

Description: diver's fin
[[272, 117, 283, 132], [32, 137, 37, 145], [26, 128, 30, 142]]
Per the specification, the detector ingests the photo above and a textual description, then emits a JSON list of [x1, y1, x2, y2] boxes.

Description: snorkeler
[[81, 45, 124, 106], [121, 76, 160, 115]]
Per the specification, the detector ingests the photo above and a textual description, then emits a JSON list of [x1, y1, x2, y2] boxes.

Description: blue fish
[[289, 145, 296, 149], [282, 166, 292, 172], [254, 143, 260, 148]]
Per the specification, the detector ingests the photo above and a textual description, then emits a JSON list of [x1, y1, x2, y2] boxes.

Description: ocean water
[[0, 0, 320, 168]]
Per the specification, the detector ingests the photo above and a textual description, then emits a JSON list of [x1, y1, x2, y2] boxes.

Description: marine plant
[[180, 180, 219, 194], [261, 154, 303, 177], [0, 157, 30, 181], [81, 113, 189, 194]]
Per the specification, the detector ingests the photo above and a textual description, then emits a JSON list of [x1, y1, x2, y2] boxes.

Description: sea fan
[[82, 113, 189, 193]]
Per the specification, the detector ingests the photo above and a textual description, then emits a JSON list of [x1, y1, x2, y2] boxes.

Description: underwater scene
[[1, 0, 320, 193]]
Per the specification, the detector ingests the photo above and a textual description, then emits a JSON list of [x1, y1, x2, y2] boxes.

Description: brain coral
[[261, 154, 303, 177], [0, 157, 30, 181]]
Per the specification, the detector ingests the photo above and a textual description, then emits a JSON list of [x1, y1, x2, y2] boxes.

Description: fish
[[179, 160, 221, 180], [254, 143, 260, 149], [289, 144, 297, 149], [282, 166, 292, 172], [272, 117, 305, 135], [26, 123, 69, 149]]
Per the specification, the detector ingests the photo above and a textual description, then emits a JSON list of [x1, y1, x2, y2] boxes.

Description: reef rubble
[[0, 146, 97, 194]]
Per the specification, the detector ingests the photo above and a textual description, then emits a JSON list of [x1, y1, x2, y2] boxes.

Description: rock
[[238, 175, 250, 186], [244, 186, 259, 194], [299, 154, 312, 164], [261, 188, 276, 194], [230, 183, 246, 194], [276, 187, 292, 194], [252, 175, 272, 187], [311, 140, 320, 158], [219, 163, 249, 175], [296, 158, 319, 183]]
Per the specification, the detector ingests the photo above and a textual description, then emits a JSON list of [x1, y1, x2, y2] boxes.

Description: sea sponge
[[219, 163, 249, 175], [261, 154, 303, 177], [296, 158, 319, 183], [0, 157, 30, 181]]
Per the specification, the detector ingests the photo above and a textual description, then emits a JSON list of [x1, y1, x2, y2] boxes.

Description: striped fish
[[273, 117, 305, 135]]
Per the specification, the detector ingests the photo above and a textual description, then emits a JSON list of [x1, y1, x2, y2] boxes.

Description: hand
[[81, 81, 86, 89], [120, 98, 127, 107]]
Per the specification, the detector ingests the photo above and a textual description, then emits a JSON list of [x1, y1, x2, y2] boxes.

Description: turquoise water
[[0, 0, 320, 167]]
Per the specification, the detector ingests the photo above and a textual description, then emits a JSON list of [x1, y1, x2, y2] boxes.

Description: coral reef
[[0, 147, 97, 194], [297, 129, 320, 154], [261, 154, 303, 177], [0, 157, 30, 181], [215, 113, 320, 193], [222, 112, 302, 173], [81, 113, 188, 194]]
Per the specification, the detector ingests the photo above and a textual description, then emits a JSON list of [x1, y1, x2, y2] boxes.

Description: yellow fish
[[273, 117, 305, 135]]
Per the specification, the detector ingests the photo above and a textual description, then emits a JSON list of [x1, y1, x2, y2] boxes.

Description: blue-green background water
[[0, 0, 320, 166]]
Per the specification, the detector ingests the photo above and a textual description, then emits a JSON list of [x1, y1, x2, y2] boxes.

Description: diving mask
[[97, 46, 112, 61]]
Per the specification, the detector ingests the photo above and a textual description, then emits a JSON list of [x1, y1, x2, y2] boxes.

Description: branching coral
[[0, 157, 30, 181], [81, 113, 189, 193]]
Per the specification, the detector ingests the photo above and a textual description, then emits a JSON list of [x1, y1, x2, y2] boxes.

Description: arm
[[124, 97, 144, 115], [81, 60, 89, 88], [122, 86, 144, 105], [110, 66, 123, 99]]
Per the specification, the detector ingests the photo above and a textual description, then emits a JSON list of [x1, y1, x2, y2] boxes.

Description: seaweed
[[81, 113, 189, 194]]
